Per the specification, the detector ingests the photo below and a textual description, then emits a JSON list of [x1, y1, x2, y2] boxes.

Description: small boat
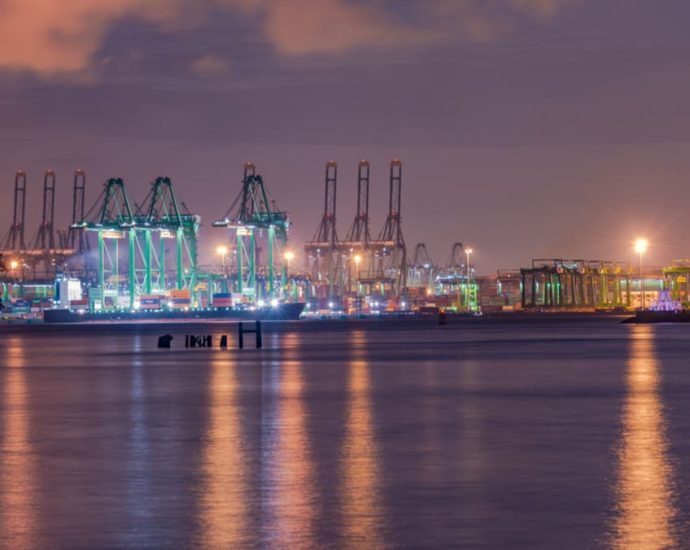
[[622, 310, 690, 324]]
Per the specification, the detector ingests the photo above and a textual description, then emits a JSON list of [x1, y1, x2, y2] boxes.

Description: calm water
[[1, 318, 690, 549]]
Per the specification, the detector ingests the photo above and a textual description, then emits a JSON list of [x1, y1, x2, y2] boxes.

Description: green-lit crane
[[134, 177, 200, 298], [74, 177, 199, 310], [213, 163, 290, 301]]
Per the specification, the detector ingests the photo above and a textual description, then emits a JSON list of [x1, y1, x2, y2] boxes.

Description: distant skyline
[[2, 0, 690, 271]]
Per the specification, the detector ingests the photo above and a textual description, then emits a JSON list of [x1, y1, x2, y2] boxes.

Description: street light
[[465, 248, 473, 312], [283, 251, 295, 298], [283, 250, 295, 275], [353, 254, 362, 275], [216, 245, 228, 269], [634, 238, 648, 310], [353, 253, 362, 291], [9, 260, 18, 279]]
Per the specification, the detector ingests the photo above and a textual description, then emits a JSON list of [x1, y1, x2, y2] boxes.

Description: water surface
[[1, 318, 689, 548]]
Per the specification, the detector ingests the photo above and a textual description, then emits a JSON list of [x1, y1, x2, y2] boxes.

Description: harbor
[[0, 164, 683, 324]]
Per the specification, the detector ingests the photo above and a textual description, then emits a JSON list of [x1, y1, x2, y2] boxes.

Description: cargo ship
[[44, 302, 305, 323]]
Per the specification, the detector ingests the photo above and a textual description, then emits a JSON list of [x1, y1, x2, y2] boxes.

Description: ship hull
[[44, 303, 305, 323], [622, 310, 690, 323]]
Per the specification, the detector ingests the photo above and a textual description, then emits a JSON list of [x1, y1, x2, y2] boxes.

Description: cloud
[[258, 0, 428, 55], [0, 0, 197, 75], [0, 0, 577, 77], [511, 0, 576, 19], [190, 54, 232, 78]]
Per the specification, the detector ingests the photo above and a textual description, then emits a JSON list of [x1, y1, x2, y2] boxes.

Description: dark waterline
[[1, 318, 688, 548]]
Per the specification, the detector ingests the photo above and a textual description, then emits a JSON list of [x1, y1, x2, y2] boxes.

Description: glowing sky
[[1, 0, 689, 271]]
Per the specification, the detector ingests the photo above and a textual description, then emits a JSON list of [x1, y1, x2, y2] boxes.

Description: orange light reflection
[[267, 332, 315, 547], [198, 355, 248, 547], [341, 330, 384, 546], [611, 326, 677, 548], [0, 336, 37, 548]]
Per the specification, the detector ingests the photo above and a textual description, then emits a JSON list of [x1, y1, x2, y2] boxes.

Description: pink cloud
[[0, 0, 577, 76], [190, 53, 232, 77]]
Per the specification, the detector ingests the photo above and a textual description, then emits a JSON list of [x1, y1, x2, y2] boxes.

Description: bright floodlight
[[284, 250, 295, 261], [9, 260, 19, 270], [216, 245, 228, 256], [354, 254, 362, 264], [466, 248, 473, 255], [634, 238, 648, 255]]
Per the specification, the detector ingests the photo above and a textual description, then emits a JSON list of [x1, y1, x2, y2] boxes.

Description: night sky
[[1, 0, 689, 271]]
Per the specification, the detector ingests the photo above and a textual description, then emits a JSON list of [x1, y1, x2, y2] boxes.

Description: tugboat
[[622, 290, 688, 323]]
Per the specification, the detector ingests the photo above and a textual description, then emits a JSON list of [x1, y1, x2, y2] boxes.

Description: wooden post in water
[[238, 321, 262, 349]]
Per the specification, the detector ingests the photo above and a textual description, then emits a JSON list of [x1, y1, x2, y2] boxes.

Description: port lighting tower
[[214, 163, 290, 301], [370, 159, 407, 295], [465, 247, 474, 311], [305, 161, 341, 298], [634, 238, 649, 310]]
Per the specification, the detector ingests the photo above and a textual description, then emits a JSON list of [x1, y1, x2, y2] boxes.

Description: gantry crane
[[214, 163, 290, 301], [340, 160, 372, 292], [408, 243, 435, 290], [305, 161, 341, 298], [75, 176, 199, 310], [368, 159, 407, 296]]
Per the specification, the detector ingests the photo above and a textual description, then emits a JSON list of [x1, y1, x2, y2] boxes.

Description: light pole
[[353, 254, 362, 291], [353, 254, 362, 314], [465, 248, 473, 312], [216, 245, 228, 273], [634, 238, 648, 310], [283, 250, 295, 297], [283, 250, 294, 275], [216, 245, 228, 292]]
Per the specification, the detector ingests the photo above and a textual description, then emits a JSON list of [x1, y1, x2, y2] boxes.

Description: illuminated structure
[[663, 260, 690, 306], [305, 161, 341, 298], [634, 238, 649, 309], [214, 163, 290, 301], [341, 161, 373, 294], [436, 242, 477, 311], [75, 176, 199, 309], [1, 170, 79, 281], [520, 259, 632, 310], [367, 159, 407, 296], [407, 243, 434, 290]]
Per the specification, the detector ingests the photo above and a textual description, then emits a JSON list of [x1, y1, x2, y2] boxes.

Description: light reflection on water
[[0, 336, 37, 550], [123, 335, 152, 546], [198, 353, 249, 547], [341, 330, 385, 546], [4, 322, 690, 547], [611, 326, 677, 548], [263, 331, 316, 548]]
